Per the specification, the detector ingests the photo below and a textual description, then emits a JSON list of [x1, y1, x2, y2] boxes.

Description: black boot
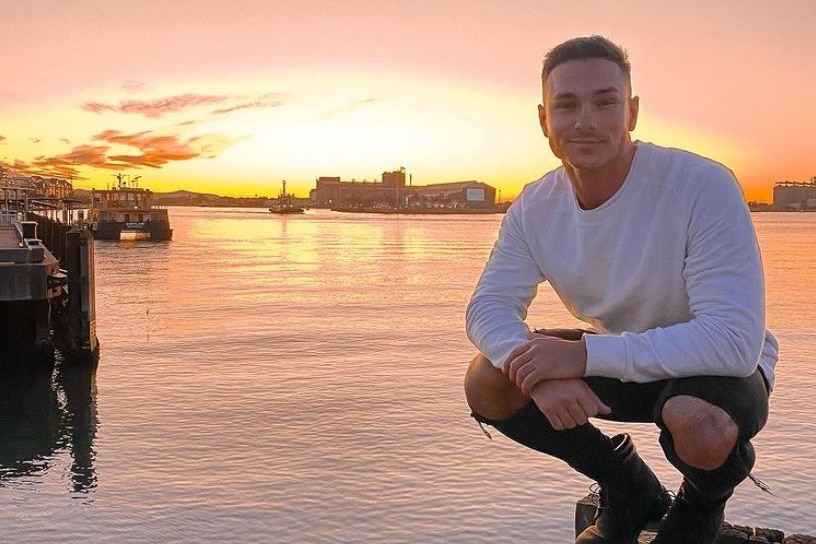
[[651, 480, 727, 544], [652, 441, 756, 544], [576, 434, 671, 544]]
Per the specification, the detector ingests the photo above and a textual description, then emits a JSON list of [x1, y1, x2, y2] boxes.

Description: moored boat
[[88, 174, 173, 241], [269, 180, 305, 214]]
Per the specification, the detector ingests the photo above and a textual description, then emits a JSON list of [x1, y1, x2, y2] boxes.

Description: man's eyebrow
[[552, 87, 620, 100], [595, 87, 620, 95]]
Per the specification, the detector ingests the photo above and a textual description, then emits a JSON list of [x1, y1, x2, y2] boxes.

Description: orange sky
[[1, 0, 814, 202]]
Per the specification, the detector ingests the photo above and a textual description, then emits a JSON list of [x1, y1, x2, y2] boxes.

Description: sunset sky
[[2, 0, 814, 202]]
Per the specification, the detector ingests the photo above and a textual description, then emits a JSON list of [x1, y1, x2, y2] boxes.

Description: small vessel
[[88, 174, 173, 241], [269, 180, 305, 214]]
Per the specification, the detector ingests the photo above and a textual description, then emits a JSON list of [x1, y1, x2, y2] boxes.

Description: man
[[464, 36, 777, 544]]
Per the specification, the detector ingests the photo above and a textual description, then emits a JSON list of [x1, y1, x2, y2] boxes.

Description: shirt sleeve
[[466, 197, 545, 368], [585, 165, 767, 382]]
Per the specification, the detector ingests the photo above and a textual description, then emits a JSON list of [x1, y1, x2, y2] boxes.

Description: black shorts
[[535, 328, 770, 441]]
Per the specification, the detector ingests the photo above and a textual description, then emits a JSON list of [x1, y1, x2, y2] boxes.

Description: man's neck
[[566, 143, 637, 210]]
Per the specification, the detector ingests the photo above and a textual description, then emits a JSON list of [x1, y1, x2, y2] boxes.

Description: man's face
[[539, 58, 639, 175]]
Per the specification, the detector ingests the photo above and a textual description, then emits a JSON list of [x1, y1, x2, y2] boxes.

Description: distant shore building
[[310, 169, 497, 211], [773, 176, 816, 210], [1, 174, 72, 199]]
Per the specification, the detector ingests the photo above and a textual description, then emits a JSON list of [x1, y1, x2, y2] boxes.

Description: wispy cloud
[[82, 94, 229, 118], [122, 80, 147, 93], [211, 93, 286, 115], [82, 91, 287, 118], [317, 97, 378, 120]]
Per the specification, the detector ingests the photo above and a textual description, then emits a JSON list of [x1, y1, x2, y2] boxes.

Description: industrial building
[[773, 177, 816, 210], [309, 169, 498, 211]]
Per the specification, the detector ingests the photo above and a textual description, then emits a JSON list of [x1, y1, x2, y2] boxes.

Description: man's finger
[[513, 357, 530, 385], [577, 391, 611, 418], [558, 410, 578, 429], [503, 341, 532, 372], [545, 411, 564, 431], [588, 392, 611, 415], [566, 402, 589, 426], [508, 351, 531, 384], [520, 367, 543, 395]]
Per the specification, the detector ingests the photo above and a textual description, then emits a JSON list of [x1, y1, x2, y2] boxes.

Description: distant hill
[[154, 189, 223, 200], [70, 188, 271, 208]]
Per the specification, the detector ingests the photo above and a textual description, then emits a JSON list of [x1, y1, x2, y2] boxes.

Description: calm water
[[1, 209, 814, 543]]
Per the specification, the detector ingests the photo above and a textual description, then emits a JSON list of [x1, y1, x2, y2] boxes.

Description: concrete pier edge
[[576, 494, 816, 543]]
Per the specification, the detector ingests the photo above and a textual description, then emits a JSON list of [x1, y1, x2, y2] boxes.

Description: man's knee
[[464, 354, 528, 421], [661, 395, 738, 471]]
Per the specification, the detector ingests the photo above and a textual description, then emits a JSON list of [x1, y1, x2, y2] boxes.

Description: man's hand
[[503, 336, 588, 394], [529, 379, 611, 430]]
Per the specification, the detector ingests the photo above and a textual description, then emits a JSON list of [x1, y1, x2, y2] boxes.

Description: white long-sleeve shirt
[[466, 142, 777, 389]]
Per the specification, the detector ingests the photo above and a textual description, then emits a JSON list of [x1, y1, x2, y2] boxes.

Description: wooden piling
[[59, 227, 99, 365]]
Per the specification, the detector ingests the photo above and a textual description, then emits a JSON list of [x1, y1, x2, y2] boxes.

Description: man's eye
[[556, 102, 576, 109]]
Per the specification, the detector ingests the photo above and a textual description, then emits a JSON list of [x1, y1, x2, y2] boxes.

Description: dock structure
[[0, 187, 98, 369]]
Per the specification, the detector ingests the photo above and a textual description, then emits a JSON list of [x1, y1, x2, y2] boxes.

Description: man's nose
[[574, 104, 597, 130]]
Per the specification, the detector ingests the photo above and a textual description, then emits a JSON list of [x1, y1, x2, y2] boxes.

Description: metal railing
[[0, 211, 19, 227]]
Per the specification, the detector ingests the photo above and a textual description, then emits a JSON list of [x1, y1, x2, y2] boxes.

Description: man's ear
[[628, 96, 639, 132], [538, 104, 549, 137]]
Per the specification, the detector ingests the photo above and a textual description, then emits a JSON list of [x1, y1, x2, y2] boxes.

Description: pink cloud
[[25, 145, 112, 177], [4, 128, 241, 177], [82, 91, 286, 118], [82, 94, 229, 117], [211, 93, 286, 115], [122, 80, 147, 93], [96, 129, 240, 168]]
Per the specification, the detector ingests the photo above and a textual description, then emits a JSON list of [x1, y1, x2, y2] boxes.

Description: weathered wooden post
[[63, 227, 99, 364]]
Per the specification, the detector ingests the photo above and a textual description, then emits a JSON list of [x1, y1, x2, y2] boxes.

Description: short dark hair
[[541, 35, 631, 86]]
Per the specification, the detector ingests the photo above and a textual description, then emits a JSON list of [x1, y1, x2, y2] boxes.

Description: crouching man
[[464, 35, 777, 544]]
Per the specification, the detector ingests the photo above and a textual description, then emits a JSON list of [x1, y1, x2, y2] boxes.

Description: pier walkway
[[0, 219, 59, 303], [0, 224, 18, 248]]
